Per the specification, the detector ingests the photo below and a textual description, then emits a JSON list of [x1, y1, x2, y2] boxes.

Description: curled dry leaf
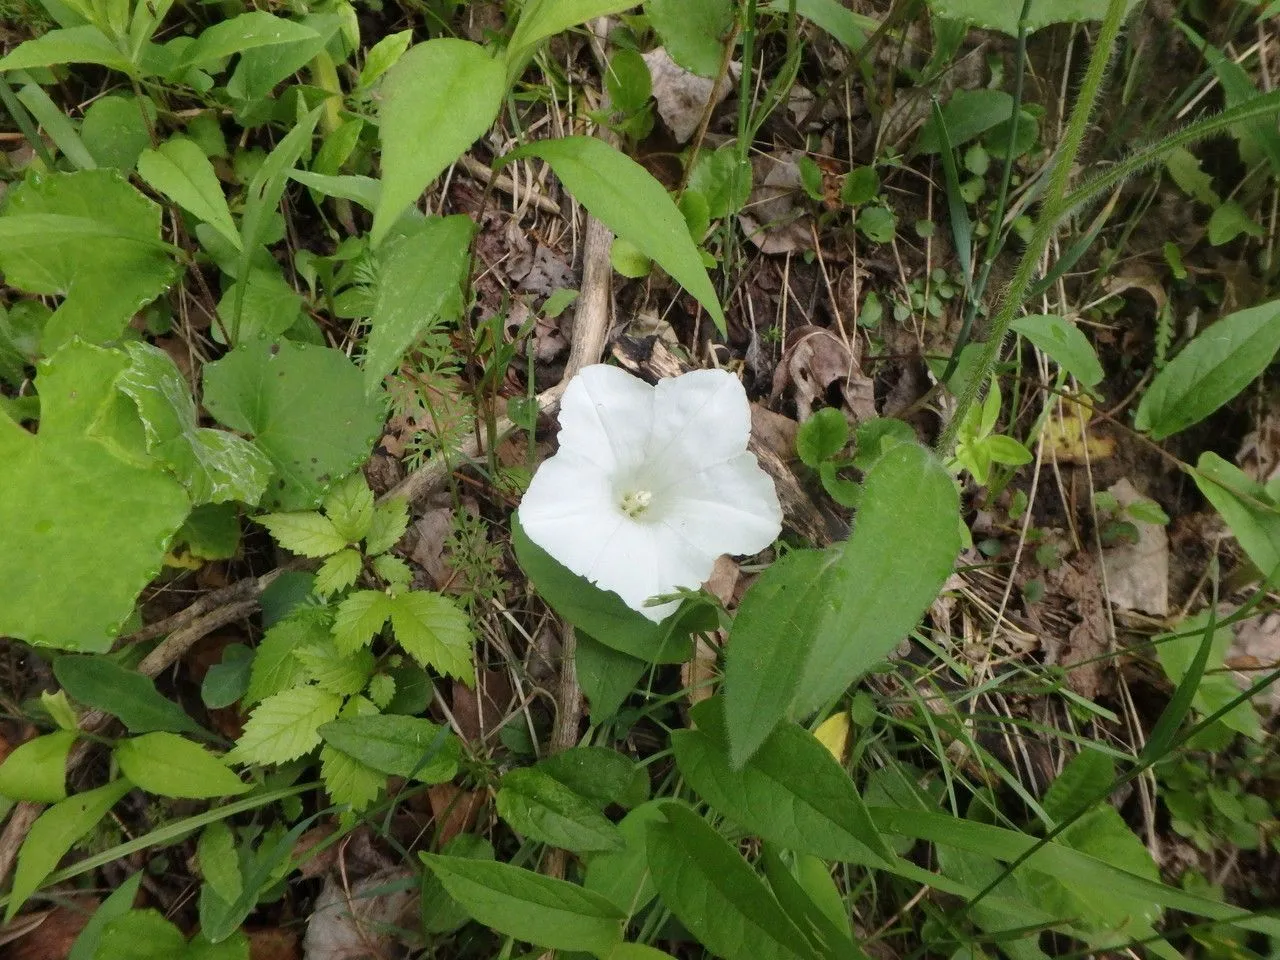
[[6, 898, 97, 960], [1101, 479, 1170, 617], [1237, 409, 1280, 487], [1044, 395, 1115, 463], [248, 927, 302, 960], [739, 151, 813, 254], [427, 784, 486, 848], [771, 324, 876, 422], [1229, 611, 1280, 715], [642, 47, 737, 143]]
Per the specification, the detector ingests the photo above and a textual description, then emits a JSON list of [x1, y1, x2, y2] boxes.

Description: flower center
[[618, 489, 654, 518]]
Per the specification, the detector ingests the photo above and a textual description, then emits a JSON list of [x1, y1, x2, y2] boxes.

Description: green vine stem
[[936, 0, 1131, 455]]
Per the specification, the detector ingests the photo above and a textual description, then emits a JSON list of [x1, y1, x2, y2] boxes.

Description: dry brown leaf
[[451, 668, 514, 744], [642, 48, 736, 143], [1044, 396, 1115, 463], [1229, 611, 1280, 715], [302, 867, 420, 960], [4, 898, 97, 960], [427, 785, 486, 847], [771, 324, 876, 422], [739, 151, 813, 255], [1101, 479, 1169, 617], [249, 927, 302, 960], [1237, 409, 1280, 487], [1045, 556, 1112, 699]]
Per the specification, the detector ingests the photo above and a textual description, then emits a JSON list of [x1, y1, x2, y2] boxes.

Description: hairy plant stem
[[935, 0, 1130, 456]]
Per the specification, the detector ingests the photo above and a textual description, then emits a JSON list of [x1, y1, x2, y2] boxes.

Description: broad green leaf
[[67, 872, 143, 960], [318, 713, 460, 782], [0, 730, 76, 802], [323, 472, 374, 543], [223, 17, 330, 101], [646, 0, 734, 77], [0, 24, 135, 73], [246, 607, 332, 704], [764, 0, 874, 51], [645, 803, 818, 960], [387, 590, 474, 681], [229, 685, 343, 765], [214, 266, 304, 347], [1010, 314, 1104, 387], [183, 11, 320, 67], [420, 834, 496, 934], [508, 0, 641, 69], [917, 89, 1017, 153], [536, 746, 647, 809], [118, 341, 271, 505], [0, 348, 188, 650], [97, 909, 186, 959], [320, 743, 384, 813], [674, 698, 894, 864], [202, 339, 385, 510], [15, 82, 95, 171], [198, 822, 242, 905], [870, 806, 1280, 937], [575, 634, 648, 721], [364, 215, 473, 393], [1192, 453, 1280, 580], [7, 778, 132, 921], [114, 732, 249, 799], [724, 443, 960, 766], [137, 137, 240, 250], [584, 801, 665, 915], [372, 38, 505, 247], [513, 519, 692, 663], [358, 28, 412, 88], [924, 0, 1142, 34], [257, 511, 348, 557], [1208, 200, 1265, 246], [1154, 609, 1263, 741], [1135, 299, 1280, 440], [760, 848, 861, 960], [1041, 749, 1116, 823], [0, 170, 177, 351], [55, 655, 201, 734], [294, 639, 375, 696], [505, 137, 725, 333], [420, 854, 625, 954], [496, 767, 625, 852]]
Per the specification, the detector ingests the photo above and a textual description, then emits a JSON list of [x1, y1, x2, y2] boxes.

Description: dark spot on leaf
[[269, 343, 280, 355]]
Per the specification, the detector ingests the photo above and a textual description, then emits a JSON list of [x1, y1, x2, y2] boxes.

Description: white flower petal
[[555, 364, 654, 474], [655, 452, 782, 557], [518, 451, 622, 576], [646, 369, 752, 482], [586, 519, 718, 622]]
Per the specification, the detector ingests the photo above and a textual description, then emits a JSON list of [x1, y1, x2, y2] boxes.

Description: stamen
[[619, 489, 653, 518]]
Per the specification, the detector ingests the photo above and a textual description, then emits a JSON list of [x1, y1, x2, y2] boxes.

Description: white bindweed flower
[[518, 364, 783, 621]]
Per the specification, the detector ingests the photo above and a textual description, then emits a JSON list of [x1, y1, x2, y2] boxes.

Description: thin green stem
[[936, 0, 1130, 455]]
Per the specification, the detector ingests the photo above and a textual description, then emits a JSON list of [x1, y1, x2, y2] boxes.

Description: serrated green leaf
[[316, 548, 362, 597], [372, 554, 411, 590], [373, 39, 505, 246], [294, 639, 375, 696], [246, 608, 332, 705], [323, 472, 374, 543], [0, 343, 190, 652], [365, 215, 473, 393], [645, 803, 818, 960], [318, 713, 459, 782], [420, 854, 625, 954], [724, 443, 960, 766], [55, 655, 201, 734], [332, 589, 395, 653], [7, 778, 132, 921], [1135, 300, 1280, 440], [230, 685, 343, 765], [198, 822, 242, 906], [0, 170, 177, 351], [137, 137, 240, 251], [258, 511, 348, 557], [202, 339, 385, 510], [1009, 314, 1105, 387], [365, 498, 409, 555], [674, 698, 895, 865], [115, 732, 249, 799], [387, 590, 474, 680], [497, 768, 625, 852], [505, 137, 725, 333], [0, 730, 76, 802], [796, 408, 849, 468], [367, 673, 396, 709], [320, 744, 384, 813]]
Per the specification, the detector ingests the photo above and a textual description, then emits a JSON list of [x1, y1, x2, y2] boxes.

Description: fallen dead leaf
[[681, 636, 720, 708], [1238, 409, 1280, 488], [1229, 611, 1280, 715], [302, 867, 420, 960], [1045, 555, 1112, 700], [1101, 479, 1169, 617], [771, 324, 876, 422], [451, 668, 514, 744], [249, 927, 302, 960], [739, 151, 813, 255], [1044, 395, 1115, 464], [642, 48, 736, 143], [5, 898, 97, 960], [427, 784, 486, 847]]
